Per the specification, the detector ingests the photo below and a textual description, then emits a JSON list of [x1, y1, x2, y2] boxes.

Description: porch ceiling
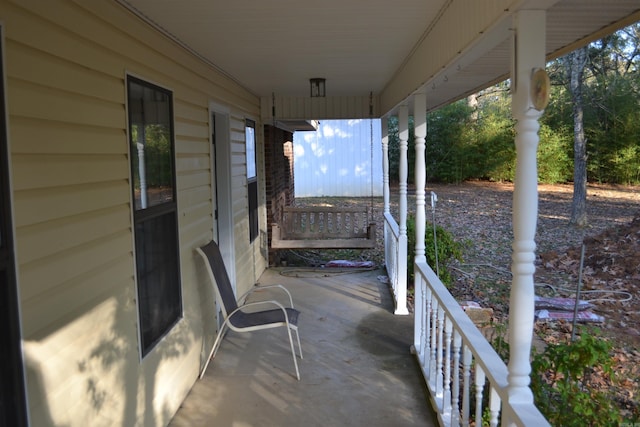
[[117, 0, 639, 116]]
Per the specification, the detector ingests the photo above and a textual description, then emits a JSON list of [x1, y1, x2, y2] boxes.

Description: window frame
[[246, 119, 259, 243], [126, 75, 183, 358]]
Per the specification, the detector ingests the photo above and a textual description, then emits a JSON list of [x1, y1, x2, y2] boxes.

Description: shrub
[[537, 123, 573, 183], [406, 214, 463, 287], [530, 329, 621, 427]]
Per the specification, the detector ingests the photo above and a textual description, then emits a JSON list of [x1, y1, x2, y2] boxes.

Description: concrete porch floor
[[169, 267, 437, 427]]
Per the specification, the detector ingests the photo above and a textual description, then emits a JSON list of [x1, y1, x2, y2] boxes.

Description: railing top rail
[[507, 402, 551, 426], [384, 212, 400, 237]]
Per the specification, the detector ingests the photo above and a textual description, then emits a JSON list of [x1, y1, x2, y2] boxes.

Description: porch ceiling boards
[[118, 0, 640, 115]]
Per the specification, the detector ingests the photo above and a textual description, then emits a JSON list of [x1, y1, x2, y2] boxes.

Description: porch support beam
[[382, 118, 390, 216], [507, 9, 546, 411], [396, 104, 409, 315], [412, 93, 427, 349], [413, 93, 427, 265]]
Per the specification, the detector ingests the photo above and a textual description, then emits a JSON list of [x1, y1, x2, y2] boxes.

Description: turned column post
[[507, 9, 547, 410]]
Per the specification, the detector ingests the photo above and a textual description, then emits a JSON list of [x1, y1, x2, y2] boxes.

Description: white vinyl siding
[[3, 0, 263, 425]]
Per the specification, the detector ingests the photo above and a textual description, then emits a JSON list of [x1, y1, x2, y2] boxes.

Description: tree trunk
[[467, 93, 479, 122], [568, 46, 589, 227]]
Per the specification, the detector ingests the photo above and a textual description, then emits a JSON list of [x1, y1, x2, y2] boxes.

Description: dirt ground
[[423, 181, 640, 418], [291, 180, 640, 416], [423, 182, 640, 346], [291, 182, 640, 343]]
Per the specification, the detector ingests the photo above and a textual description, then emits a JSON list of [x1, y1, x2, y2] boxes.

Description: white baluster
[[429, 298, 439, 388], [436, 306, 445, 402], [443, 316, 453, 422], [423, 286, 432, 368], [461, 346, 472, 427], [489, 386, 500, 427], [451, 330, 462, 427], [414, 271, 423, 356], [474, 365, 486, 426]]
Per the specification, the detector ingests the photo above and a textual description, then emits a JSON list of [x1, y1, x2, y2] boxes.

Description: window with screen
[[127, 76, 182, 357], [246, 120, 258, 242]]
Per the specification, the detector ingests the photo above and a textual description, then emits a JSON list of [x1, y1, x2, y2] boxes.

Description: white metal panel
[[294, 119, 383, 198]]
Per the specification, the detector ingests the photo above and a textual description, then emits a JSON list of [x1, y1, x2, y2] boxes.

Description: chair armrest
[[239, 284, 295, 308]]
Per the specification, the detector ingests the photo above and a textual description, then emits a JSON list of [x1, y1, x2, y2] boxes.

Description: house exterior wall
[[264, 124, 295, 265], [1, 0, 266, 425]]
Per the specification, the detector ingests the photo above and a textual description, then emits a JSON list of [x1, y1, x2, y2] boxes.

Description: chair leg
[[294, 327, 303, 359], [199, 323, 227, 380], [286, 326, 300, 381]]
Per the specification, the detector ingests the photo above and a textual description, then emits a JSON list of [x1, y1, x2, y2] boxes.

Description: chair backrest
[[197, 241, 239, 317]]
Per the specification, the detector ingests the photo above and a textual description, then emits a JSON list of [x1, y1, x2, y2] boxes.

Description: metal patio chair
[[196, 240, 303, 380]]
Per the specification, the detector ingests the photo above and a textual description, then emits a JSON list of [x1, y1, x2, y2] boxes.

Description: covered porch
[[113, 1, 640, 425], [169, 267, 437, 426]]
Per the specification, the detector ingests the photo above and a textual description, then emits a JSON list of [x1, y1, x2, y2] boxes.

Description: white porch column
[[412, 94, 427, 351], [507, 10, 546, 407], [382, 118, 390, 216], [413, 93, 427, 265], [396, 105, 409, 315]]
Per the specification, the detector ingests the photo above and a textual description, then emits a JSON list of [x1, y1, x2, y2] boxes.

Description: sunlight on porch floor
[[169, 267, 437, 427]]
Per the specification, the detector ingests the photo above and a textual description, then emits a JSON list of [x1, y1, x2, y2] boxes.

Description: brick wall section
[[264, 124, 295, 264]]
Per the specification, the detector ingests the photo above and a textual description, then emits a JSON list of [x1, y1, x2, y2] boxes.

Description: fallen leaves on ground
[[292, 180, 640, 418], [424, 181, 640, 420]]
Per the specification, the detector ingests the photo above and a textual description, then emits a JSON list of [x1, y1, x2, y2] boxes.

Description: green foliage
[[385, 24, 640, 186], [131, 124, 173, 188], [425, 101, 475, 183], [406, 214, 464, 287], [584, 76, 640, 184], [488, 320, 510, 362], [537, 123, 573, 183], [530, 329, 621, 427], [474, 103, 516, 182]]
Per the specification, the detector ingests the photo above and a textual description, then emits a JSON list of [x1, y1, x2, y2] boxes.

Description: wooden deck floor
[[169, 267, 437, 426]]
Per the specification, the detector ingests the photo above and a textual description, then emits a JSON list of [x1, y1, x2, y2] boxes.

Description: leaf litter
[[424, 181, 640, 419], [292, 180, 639, 417]]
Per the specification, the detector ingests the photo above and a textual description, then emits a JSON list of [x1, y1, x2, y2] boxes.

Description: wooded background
[[388, 22, 640, 187]]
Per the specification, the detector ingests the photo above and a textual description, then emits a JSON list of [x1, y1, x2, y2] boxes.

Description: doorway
[[209, 106, 235, 287]]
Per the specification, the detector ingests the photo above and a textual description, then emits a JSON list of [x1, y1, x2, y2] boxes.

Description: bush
[[530, 329, 621, 426], [406, 214, 463, 287], [537, 123, 573, 183]]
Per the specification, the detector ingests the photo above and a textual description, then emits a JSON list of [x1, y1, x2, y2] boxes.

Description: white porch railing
[[384, 212, 408, 314], [384, 212, 399, 293], [413, 260, 550, 427]]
